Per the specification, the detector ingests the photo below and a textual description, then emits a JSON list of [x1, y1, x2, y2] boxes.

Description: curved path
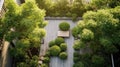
[[44, 19, 77, 67]]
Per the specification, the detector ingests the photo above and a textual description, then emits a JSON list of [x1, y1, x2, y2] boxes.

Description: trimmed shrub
[[49, 45, 61, 56], [59, 52, 67, 60], [55, 37, 65, 46], [59, 22, 70, 31], [43, 57, 50, 63], [60, 43, 67, 51], [49, 40, 55, 47], [72, 27, 79, 38]]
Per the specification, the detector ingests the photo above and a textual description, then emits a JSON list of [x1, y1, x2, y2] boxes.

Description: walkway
[[1, 41, 12, 67], [44, 20, 77, 67]]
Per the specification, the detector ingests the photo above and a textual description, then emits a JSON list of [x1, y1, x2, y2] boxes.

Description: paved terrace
[[42, 19, 77, 67]]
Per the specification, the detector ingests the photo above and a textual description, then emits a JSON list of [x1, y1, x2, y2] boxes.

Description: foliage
[[49, 45, 61, 56], [1, 0, 47, 66], [43, 57, 50, 63], [73, 40, 85, 50], [81, 29, 94, 41], [72, 6, 120, 67], [59, 52, 67, 60], [92, 55, 105, 67], [72, 27, 79, 38], [55, 37, 65, 46], [40, 63, 48, 67], [86, 0, 120, 10], [59, 22, 70, 31], [36, 0, 86, 17], [49, 40, 55, 47], [73, 61, 84, 67], [60, 43, 67, 51]]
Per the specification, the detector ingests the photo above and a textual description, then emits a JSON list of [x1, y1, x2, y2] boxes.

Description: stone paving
[[43, 19, 77, 67]]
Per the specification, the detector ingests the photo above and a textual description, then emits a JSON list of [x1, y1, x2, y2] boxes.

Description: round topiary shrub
[[59, 22, 70, 31], [43, 57, 50, 63], [55, 37, 65, 46], [59, 52, 67, 60], [49, 45, 61, 56], [60, 43, 67, 51], [72, 27, 79, 38], [49, 40, 55, 47]]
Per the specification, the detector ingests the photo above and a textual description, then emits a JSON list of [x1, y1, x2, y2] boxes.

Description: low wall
[[45, 17, 82, 20]]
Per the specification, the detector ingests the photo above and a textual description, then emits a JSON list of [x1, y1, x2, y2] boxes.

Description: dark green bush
[[92, 55, 105, 67], [74, 52, 80, 57], [49, 45, 61, 56], [43, 57, 50, 63], [73, 61, 84, 67], [59, 52, 67, 60], [60, 43, 67, 51], [55, 37, 65, 46], [49, 40, 55, 47], [59, 22, 70, 31], [73, 56, 80, 63]]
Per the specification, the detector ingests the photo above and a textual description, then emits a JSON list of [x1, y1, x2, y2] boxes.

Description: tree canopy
[[0, 0, 47, 66], [72, 6, 120, 67]]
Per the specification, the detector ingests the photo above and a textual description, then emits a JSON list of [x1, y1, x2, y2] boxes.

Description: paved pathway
[[44, 20, 77, 67], [1, 41, 12, 67]]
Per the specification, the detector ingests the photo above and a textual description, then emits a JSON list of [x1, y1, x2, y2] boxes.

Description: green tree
[[72, 6, 120, 67], [92, 55, 105, 67], [86, 0, 120, 10], [1, 0, 47, 66]]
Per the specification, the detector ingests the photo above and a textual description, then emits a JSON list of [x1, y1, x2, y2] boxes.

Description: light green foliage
[[59, 22, 70, 31], [1, 0, 47, 66], [72, 6, 120, 67], [50, 45, 61, 56], [59, 52, 68, 60], [60, 43, 67, 51], [73, 40, 85, 50], [36, 0, 86, 17]]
